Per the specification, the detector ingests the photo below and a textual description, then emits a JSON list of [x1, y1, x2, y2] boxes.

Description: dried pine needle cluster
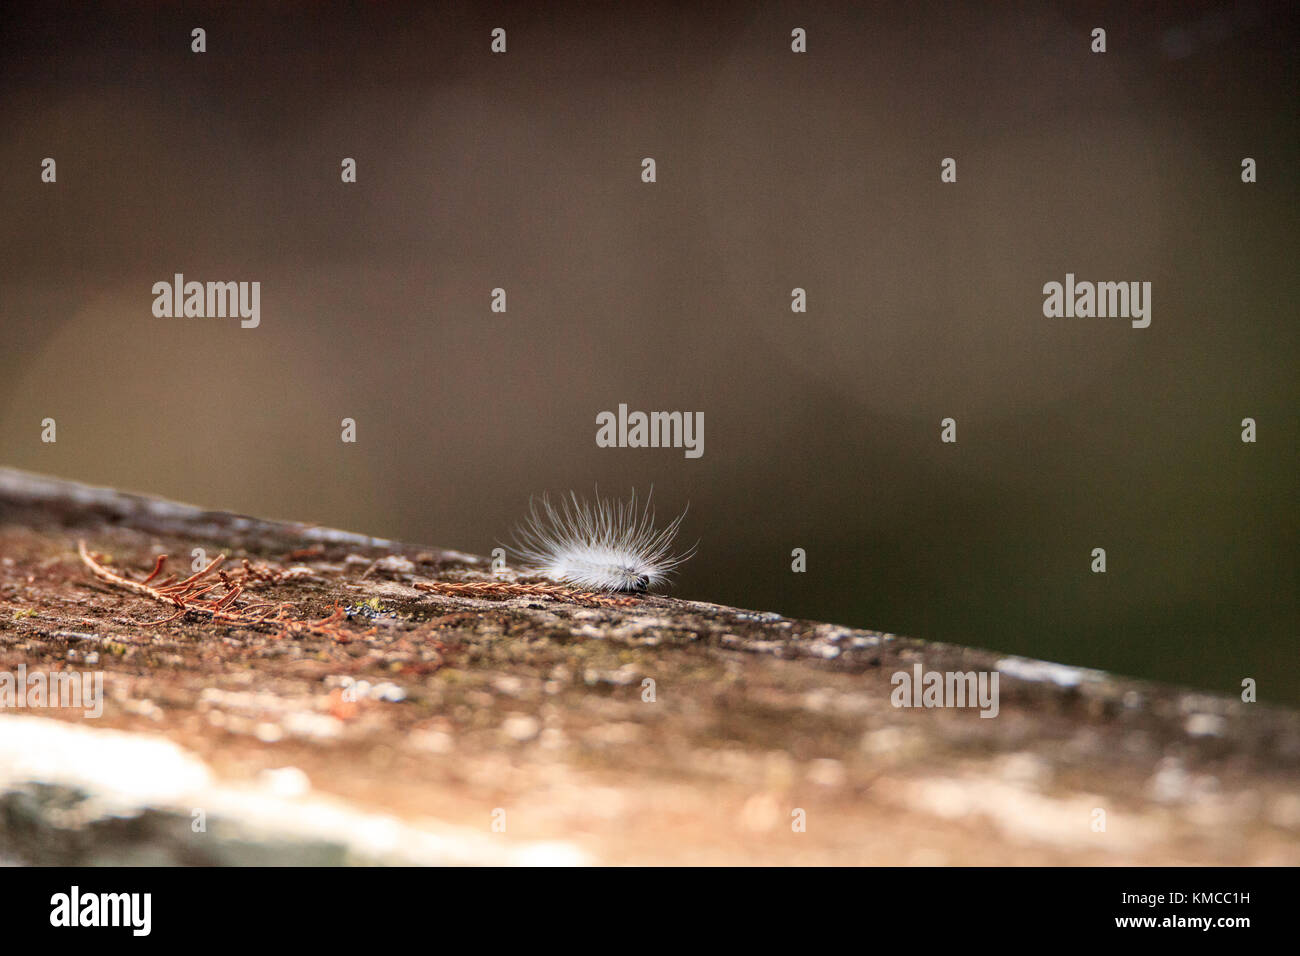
[[77, 541, 365, 642]]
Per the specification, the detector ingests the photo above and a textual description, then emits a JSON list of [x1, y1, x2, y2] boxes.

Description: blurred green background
[[2, 1, 1296, 702]]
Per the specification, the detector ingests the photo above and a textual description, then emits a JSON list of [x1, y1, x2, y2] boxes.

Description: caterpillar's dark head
[[612, 567, 651, 592]]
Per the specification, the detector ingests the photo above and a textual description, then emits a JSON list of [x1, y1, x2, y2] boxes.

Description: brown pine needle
[[140, 554, 168, 584], [413, 580, 638, 608]]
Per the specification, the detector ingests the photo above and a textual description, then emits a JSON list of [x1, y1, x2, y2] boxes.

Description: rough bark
[[0, 467, 1296, 865]]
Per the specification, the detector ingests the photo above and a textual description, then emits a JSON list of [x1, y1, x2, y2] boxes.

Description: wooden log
[[1, 467, 1296, 864]]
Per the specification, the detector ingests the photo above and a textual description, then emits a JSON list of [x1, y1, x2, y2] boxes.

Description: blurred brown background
[[1, 1, 1296, 701]]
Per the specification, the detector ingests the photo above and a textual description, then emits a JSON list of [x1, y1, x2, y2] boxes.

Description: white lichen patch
[[993, 656, 1107, 688]]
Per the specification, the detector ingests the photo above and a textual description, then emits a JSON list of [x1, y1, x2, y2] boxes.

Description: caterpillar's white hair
[[509, 489, 694, 592]]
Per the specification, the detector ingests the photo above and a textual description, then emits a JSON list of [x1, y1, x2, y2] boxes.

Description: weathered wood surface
[[1, 467, 1296, 865]]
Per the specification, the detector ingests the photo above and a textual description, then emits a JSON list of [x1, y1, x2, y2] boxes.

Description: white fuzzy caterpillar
[[509, 490, 695, 592]]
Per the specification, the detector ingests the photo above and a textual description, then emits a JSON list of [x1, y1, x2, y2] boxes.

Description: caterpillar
[[508, 489, 695, 593]]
